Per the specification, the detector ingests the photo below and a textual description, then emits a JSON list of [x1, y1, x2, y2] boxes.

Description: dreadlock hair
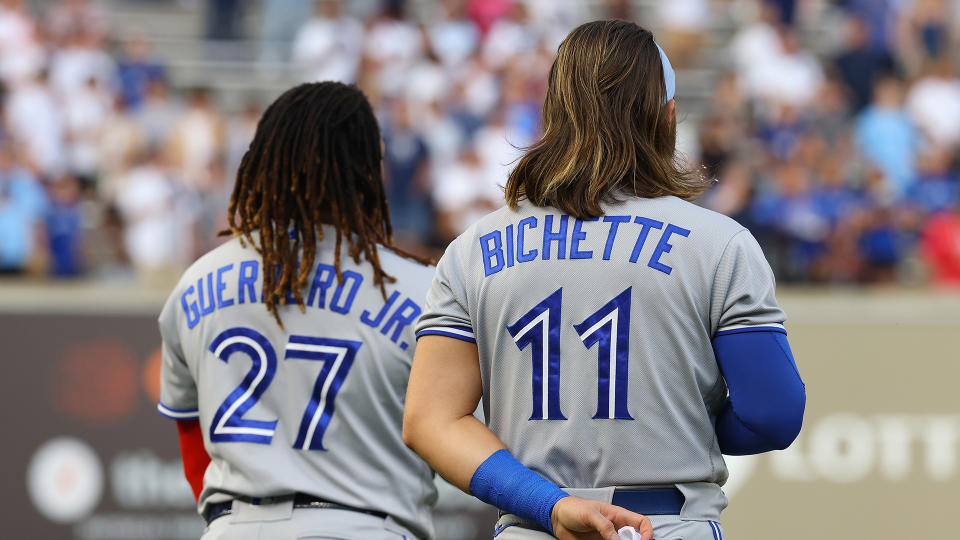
[[223, 81, 426, 327]]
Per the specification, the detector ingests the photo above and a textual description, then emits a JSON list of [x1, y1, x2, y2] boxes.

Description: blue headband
[[656, 42, 676, 103]]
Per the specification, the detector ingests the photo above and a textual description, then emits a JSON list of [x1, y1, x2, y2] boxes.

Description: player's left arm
[[710, 229, 806, 455], [712, 328, 805, 454]]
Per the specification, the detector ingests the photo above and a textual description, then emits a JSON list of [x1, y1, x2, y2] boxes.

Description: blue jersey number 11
[[508, 287, 634, 421]]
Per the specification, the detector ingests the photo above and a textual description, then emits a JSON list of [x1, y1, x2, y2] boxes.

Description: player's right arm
[[404, 335, 652, 540], [175, 418, 209, 500], [157, 286, 210, 501], [404, 237, 652, 540]]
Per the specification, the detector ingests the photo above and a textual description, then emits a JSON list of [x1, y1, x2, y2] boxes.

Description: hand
[[550, 496, 654, 540]]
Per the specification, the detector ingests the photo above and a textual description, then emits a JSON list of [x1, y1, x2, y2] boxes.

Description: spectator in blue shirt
[[855, 76, 919, 197], [905, 149, 959, 215], [45, 174, 84, 277], [833, 15, 894, 112], [752, 162, 831, 281], [0, 145, 48, 274], [811, 152, 867, 227], [116, 32, 167, 110], [382, 99, 433, 247]]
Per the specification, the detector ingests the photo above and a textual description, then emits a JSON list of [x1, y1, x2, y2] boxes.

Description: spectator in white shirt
[[427, 0, 480, 72], [291, 0, 364, 84], [5, 71, 66, 177], [136, 79, 179, 148], [432, 145, 497, 238], [165, 88, 224, 191], [0, 0, 43, 84], [115, 148, 178, 273], [906, 58, 960, 150], [365, 2, 425, 97], [746, 28, 825, 108], [48, 28, 116, 98], [97, 96, 146, 201], [63, 76, 112, 184], [482, 2, 538, 70]]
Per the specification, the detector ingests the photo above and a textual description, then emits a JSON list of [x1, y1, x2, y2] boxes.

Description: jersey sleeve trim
[[157, 401, 200, 420], [416, 326, 477, 343], [715, 323, 786, 337]]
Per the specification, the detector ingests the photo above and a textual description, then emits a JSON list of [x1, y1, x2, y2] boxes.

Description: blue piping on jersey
[[157, 401, 200, 420], [710, 520, 722, 540], [444, 325, 475, 333], [715, 325, 786, 337], [415, 329, 477, 343], [712, 330, 805, 454], [493, 523, 516, 537]]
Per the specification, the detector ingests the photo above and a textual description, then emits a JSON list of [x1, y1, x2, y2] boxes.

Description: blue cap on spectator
[[656, 42, 676, 103]]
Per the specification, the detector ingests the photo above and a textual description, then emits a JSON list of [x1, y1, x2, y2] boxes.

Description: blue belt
[[612, 488, 685, 515]]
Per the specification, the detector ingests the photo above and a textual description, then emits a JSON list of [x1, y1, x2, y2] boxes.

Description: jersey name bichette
[[478, 213, 690, 277]]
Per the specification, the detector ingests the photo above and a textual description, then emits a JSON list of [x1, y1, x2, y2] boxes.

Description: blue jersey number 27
[[508, 287, 633, 421], [208, 327, 361, 449]]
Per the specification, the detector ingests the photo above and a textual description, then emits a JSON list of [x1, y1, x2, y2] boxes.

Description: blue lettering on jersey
[[648, 224, 691, 274], [542, 215, 568, 260], [517, 217, 538, 262], [216, 264, 234, 309], [238, 260, 258, 303], [629, 216, 664, 263], [308, 264, 336, 308], [330, 271, 362, 314], [479, 214, 692, 278], [180, 259, 422, 351], [570, 217, 598, 259], [361, 290, 400, 327], [198, 273, 216, 316], [601, 216, 631, 260], [380, 298, 422, 343], [480, 230, 505, 276], [182, 285, 201, 329]]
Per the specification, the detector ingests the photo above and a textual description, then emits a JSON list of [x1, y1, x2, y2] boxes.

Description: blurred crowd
[[1, 0, 959, 287], [698, 0, 960, 286]]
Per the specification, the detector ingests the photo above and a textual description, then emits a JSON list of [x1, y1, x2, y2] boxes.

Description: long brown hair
[[505, 20, 706, 218], [223, 82, 425, 326]]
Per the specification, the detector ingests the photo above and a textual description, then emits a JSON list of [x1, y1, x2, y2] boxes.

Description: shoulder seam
[[708, 227, 749, 294], [707, 228, 749, 330]]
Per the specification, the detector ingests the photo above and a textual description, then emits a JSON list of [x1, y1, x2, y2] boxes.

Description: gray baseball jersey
[[416, 195, 785, 514], [158, 231, 437, 539]]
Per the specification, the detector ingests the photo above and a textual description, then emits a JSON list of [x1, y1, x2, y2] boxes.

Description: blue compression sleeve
[[469, 449, 569, 533], [712, 329, 806, 455]]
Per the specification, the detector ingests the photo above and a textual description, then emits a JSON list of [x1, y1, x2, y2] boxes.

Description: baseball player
[[157, 82, 437, 539], [403, 20, 806, 540]]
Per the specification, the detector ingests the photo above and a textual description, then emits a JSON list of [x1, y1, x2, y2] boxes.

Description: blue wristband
[[469, 449, 569, 533]]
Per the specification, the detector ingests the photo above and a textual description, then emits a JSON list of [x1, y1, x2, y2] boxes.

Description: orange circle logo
[[52, 341, 138, 425]]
